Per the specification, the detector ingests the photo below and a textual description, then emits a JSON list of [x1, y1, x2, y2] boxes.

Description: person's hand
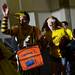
[[2, 3, 9, 17]]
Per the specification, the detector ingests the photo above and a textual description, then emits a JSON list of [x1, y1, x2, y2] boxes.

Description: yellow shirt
[[66, 28, 73, 40], [52, 28, 65, 46], [52, 28, 66, 58]]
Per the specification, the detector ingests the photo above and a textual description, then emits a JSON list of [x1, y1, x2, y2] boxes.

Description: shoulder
[[53, 28, 64, 33], [66, 28, 72, 35], [66, 28, 72, 32]]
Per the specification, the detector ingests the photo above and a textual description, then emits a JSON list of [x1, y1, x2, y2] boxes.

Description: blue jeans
[[61, 57, 70, 75]]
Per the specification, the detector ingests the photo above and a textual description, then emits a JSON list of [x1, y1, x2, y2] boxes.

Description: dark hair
[[20, 11, 30, 23], [62, 21, 68, 26], [73, 29, 75, 35], [42, 16, 62, 31], [42, 17, 50, 32], [51, 16, 62, 29]]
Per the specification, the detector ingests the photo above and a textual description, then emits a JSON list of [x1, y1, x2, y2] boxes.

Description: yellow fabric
[[57, 48, 62, 58], [52, 28, 65, 46], [1, 24, 6, 27], [51, 28, 72, 58], [1, 17, 8, 33], [66, 28, 73, 40], [52, 28, 66, 58], [2, 21, 6, 24], [1, 29, 5, 32], [3, 17, 7, 20]]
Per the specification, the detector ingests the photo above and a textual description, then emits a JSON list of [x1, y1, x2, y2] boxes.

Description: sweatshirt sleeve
[[1, 16, 8, 33]]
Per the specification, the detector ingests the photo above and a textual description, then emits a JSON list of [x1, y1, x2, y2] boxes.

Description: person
[[62, 21, 73, 40], [1, 7, 41, 49], [61, 21, 73, 75], [41, 16, 68, 75], [0, 3, 41, 75], [65, 29, 75, 75], [0, 40, 20, 75], [39, 17, 53, 75]]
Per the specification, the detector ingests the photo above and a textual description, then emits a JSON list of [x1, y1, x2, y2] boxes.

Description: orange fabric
[[17, 45, 44, 71]]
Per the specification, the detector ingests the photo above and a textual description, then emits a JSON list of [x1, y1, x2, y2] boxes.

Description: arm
[[1, 3, 9, 33], [1, 16, 8, 33], [1, 4, 18, 35]]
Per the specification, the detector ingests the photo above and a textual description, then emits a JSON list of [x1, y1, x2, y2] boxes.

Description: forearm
[[0, 16, 14, 35], [1, 16, 8, 33]]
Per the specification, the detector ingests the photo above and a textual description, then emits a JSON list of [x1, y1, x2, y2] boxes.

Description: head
[[15, 11, 30, 25], [42, 16, 62, 32], [62, 21, 68, 29], [73, 29, 75, 38]]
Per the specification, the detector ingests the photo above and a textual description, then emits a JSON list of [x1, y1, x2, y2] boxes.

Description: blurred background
[[0, 0, 75, 36]]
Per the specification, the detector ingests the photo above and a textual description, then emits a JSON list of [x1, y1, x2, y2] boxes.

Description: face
[[20, 15, 28, 24], [47, 18, 55, 31], [62, 23, 67, 29]]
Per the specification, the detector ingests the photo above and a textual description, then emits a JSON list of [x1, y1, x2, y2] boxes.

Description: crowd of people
[[0, 3, 75, 75]]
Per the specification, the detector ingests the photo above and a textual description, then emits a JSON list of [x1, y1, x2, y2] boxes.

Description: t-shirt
[[52, 28, 65, 46]]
